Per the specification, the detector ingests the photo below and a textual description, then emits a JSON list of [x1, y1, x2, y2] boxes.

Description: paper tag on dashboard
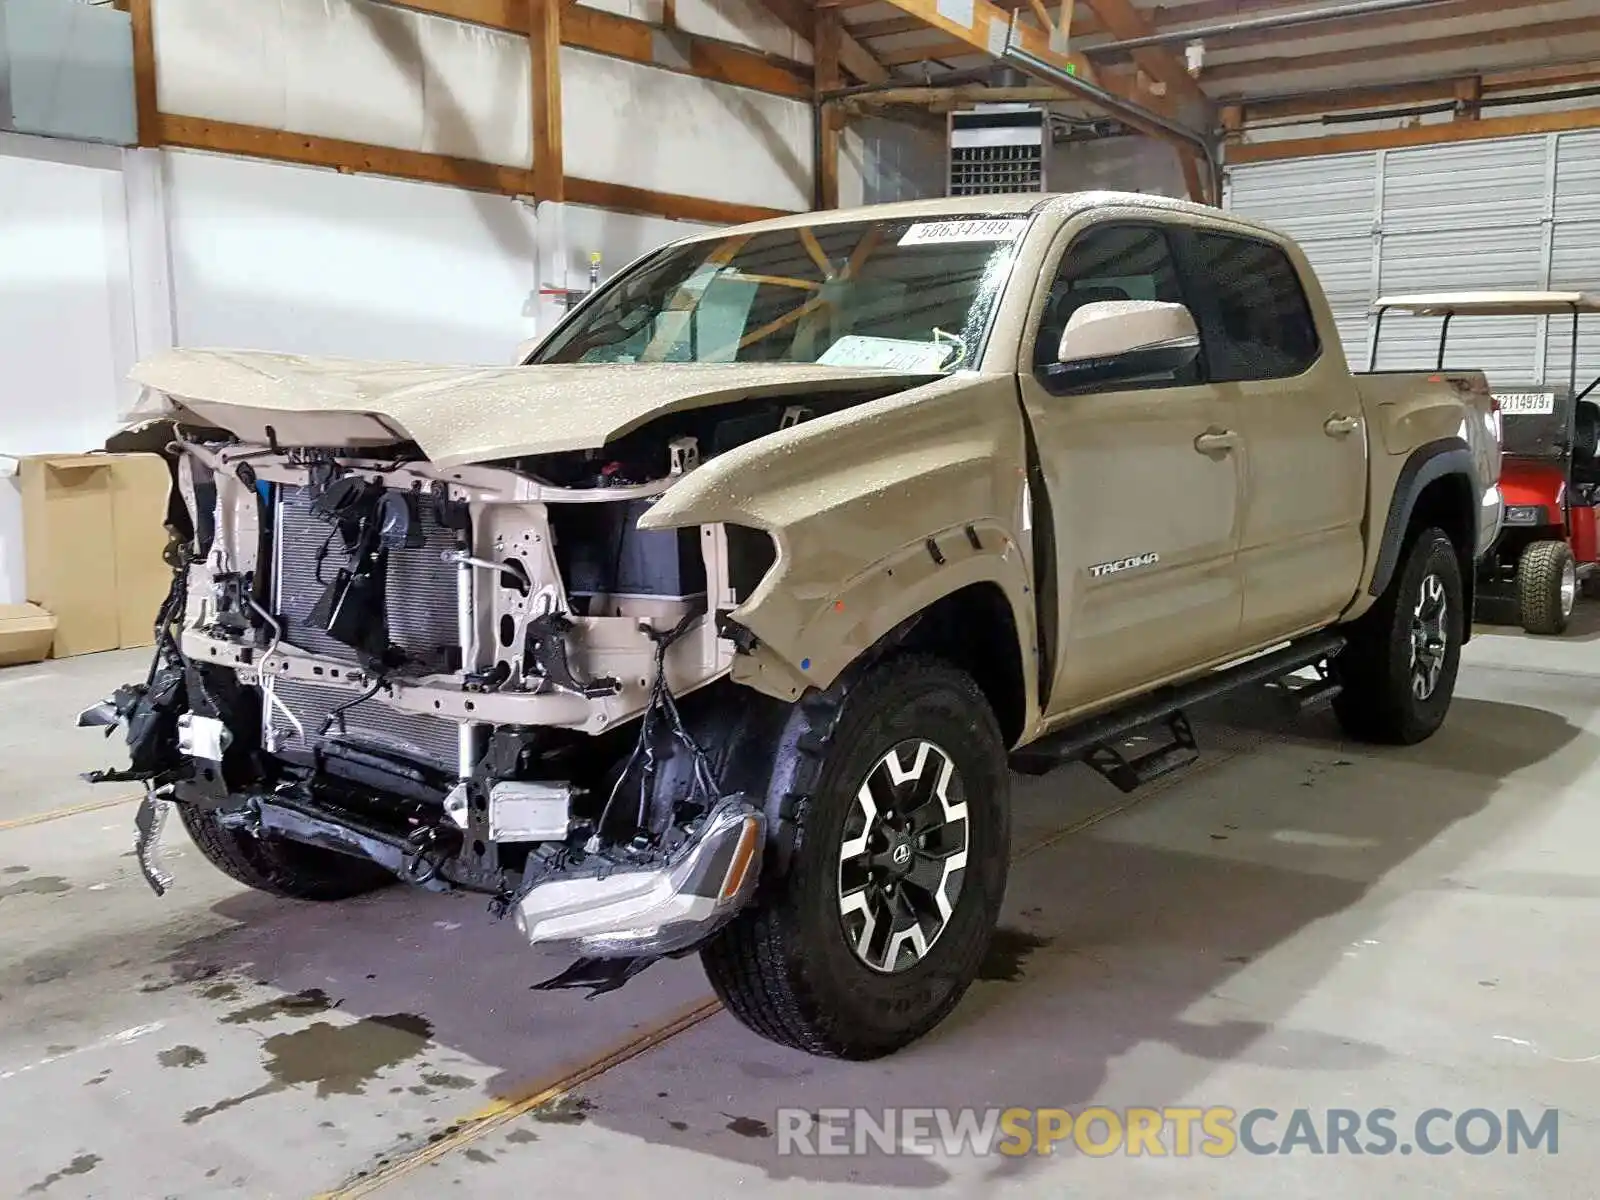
[[1495, 391, 1556, 415], [899, 218, 1028, 246]]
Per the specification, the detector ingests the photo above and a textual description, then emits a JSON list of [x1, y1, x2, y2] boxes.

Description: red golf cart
[[1371, 291, 1600, 635]]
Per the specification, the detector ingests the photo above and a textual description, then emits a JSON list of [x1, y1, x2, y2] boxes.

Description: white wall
[[0, 133, 142, 603], [152, 0, 815, 213], [163, 149, 543, 364], [561, 48, 811, 212]]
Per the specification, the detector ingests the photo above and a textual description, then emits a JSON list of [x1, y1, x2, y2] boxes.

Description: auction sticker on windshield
[[899, 218, 1028, 246], [1495, 391, 1556, 415]]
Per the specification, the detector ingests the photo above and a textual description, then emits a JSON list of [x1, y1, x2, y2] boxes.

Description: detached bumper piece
[[518, 795, 764, 961]]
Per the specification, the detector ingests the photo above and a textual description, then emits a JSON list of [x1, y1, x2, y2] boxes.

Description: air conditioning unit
[[947, 104, 1048, 196]]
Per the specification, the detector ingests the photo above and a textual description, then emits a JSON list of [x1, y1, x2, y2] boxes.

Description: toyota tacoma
[[82, 192, 1501, 1059]]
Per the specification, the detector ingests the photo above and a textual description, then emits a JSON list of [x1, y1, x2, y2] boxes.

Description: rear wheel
[[1333, 527, 1463, 745], [1517, 539, 1577, 635], [178, 806, 394, 901], [701, 655, 1010, 1060]]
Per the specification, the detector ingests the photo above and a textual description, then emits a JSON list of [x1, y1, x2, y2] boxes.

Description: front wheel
[[1517, 539, 1576, 635], [1333, 527, 1464, 745], [700, 655, 1010, 1060]]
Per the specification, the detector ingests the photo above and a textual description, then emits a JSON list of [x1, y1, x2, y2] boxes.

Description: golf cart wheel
[[700, 654, 1010, 1060], [1581, 573, 1600, 601], [1517, 539, 1577, 635], [1333, 527, 1463, 746], [179, 806, 395, 901]]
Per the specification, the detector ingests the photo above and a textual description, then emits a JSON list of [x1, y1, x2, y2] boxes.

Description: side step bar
[[1009, 632, 1347, 785]]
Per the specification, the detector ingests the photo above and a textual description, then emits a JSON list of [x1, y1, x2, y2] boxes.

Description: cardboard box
[[19, 452, 173, 657], [0, 602, 56, 667]]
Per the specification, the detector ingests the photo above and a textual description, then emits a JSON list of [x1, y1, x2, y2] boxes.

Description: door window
[[1033, 224, 1192, 382], [1180, 232, 1321, 382]]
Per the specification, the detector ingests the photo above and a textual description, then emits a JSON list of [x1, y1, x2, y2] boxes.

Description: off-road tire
[[1517, 539, 1576, 635], [1333, 527, 1463, 745], [700, 654, 1010, 1060], [178, 806, 394, 901]]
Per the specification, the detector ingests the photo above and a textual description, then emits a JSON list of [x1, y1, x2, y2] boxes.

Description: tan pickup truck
[[82, 192, 1501, 1060]]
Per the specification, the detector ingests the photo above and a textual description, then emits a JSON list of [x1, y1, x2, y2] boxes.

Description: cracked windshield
[[532, 215, 1030, 373]]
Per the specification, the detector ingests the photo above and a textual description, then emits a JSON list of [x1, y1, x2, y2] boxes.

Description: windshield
[[530, 214, 1030, 372]]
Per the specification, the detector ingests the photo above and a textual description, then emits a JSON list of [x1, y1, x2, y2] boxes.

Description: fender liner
[[1368, 437, 1478, 601]]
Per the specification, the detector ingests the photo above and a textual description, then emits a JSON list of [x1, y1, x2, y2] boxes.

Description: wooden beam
[[563, 177, 790, 225], [155, 114, 792, 224], [1143, 0, 1557, 55], [1205, 15, 1600, 84], [156, 115, 535, 194], [1232, 60, 1600, 123], [529, 0, 564, 201], [1240, 79, 1461, 121], [755, 0, 890, 85], [1227, 105, 1600, 163], [1077, 0, 1209, 112], [816, 10, 844, 209], [843, 84, 1079, 108], [846, 14, 931, 39], [1453, 76, 1482, 122], [384, 0, 811, 98], [562, 6, 812, 97], [876, 38, 984, 67], [870, 0, 1100, 82], [128, 0, 158, 147]]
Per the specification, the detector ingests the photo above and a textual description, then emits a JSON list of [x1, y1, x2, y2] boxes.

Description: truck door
[[1015, 220, 1244, 719], [1172, 229, 1368, 646]]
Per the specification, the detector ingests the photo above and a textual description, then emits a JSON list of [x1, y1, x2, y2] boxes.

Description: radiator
[[267, 483, 464, 771], [266, 677, 461, 771]]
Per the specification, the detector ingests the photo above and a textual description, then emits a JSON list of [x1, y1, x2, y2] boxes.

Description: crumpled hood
[[127, 348, 928, 467]]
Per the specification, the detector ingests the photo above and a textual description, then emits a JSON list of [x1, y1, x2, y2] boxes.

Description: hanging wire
[[590, 612, 720, 850]]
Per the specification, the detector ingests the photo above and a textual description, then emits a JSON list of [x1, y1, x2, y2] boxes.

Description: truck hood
[[127, 348, 931, 467]]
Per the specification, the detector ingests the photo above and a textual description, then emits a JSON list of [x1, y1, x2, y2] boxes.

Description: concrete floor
[[3, 613, 1599, 1198]]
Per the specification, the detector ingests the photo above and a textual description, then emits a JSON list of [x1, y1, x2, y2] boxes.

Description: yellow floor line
[[0, 793, 141, 834], [313, 999, 725, 1199], [315, 736, 1262, 1197]]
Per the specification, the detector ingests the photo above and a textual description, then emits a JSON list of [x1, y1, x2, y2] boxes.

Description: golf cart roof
[[1373, 291, 1600, 316]]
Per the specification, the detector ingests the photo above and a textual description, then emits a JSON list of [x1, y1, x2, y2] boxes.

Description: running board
[[1010, 633, 1347, 781]]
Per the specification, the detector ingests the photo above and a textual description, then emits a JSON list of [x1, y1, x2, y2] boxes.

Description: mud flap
[[531, 955, 659, 999], [133, 787, 175, 897]]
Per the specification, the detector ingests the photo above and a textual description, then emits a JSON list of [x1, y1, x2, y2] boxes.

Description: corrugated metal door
[[1227, 132, 1600, 387], [1548, 130, 1600, 391]]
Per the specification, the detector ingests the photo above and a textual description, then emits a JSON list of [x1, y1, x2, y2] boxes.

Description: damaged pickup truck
[[82, 192, 1501, 1060]]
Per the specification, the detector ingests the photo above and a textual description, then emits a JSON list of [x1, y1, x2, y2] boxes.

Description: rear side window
[[1182, 232, 1320, 382]]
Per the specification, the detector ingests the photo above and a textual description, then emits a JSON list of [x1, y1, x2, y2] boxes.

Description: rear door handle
[[1324, 414, 1360, 437], [1194, 428, 1240, 455]]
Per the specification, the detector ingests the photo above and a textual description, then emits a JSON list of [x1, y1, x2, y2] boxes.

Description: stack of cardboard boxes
[[0, 452, 174, 668]]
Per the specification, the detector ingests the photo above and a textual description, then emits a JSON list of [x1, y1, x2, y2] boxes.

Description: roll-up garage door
[[1226, 131, 1600, 389]]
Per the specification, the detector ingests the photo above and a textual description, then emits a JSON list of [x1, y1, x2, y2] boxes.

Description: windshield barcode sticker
[[899, 218, 1028, 246], [1495, 392, 1556, 415]]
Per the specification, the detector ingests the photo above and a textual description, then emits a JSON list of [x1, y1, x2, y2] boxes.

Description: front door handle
[[1194, 428, 1240, 456], [1324, 414, 1360, 437]]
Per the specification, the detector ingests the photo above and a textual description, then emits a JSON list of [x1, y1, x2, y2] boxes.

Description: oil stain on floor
[[24, 1153, 100, 1195], [219, 988, 338, 1025], [0, 876, 72, 901], [978, 928, 1053, 982], [184, 1013, 434, 1125], [158, 1045, 208, 1069]]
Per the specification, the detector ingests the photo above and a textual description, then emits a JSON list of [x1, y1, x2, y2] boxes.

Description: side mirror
[[1047, 299, 1200, 390]]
